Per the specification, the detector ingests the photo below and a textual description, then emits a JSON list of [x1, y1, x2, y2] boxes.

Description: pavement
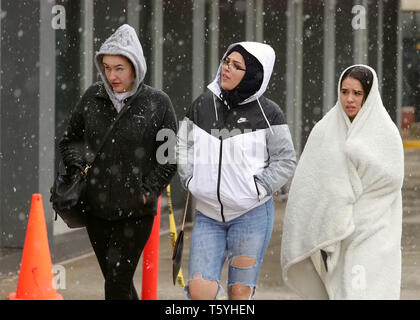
[[1, 195, 419, 300]]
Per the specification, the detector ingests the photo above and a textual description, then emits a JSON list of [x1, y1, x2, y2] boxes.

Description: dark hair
[[340, 66, 373, 101]]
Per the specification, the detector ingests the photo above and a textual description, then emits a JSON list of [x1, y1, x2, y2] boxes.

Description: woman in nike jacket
[[177, 42, 296, 300]]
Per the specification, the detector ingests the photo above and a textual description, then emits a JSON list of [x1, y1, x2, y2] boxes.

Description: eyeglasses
[[220, 59, 246, 72]]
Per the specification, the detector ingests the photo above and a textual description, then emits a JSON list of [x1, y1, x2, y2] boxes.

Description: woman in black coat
[[59, 24, 177, 300]]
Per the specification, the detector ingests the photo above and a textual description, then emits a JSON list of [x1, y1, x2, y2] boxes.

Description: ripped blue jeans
[[185, 197, 274, 300]]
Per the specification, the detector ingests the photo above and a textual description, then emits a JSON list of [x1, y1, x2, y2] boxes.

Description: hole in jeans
[[230, 255, 257, 268], [188, 275, 219, 300], [229, 283, 255, 300]]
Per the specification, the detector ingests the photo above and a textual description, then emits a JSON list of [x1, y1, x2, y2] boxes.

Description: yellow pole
[[167, 185, 185, 287]]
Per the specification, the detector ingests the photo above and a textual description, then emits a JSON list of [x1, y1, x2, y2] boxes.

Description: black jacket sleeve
[[141, 91, 178, 198], [58, 94, 88, 173]]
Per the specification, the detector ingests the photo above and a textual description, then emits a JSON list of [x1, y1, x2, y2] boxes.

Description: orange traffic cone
[[141, 195, 161, 300], [9, 193, 63, 300]]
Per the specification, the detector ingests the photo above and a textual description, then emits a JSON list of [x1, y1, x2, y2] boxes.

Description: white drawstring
[[257, 98, 274, 134], [213, 94, 219, 121]]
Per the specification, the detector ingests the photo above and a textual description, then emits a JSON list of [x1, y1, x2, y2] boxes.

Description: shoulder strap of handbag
[[181, 191, 190, 231], [82, 86, 143, 174]]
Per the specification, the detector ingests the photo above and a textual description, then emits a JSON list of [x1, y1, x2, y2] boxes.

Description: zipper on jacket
[[186, 175, 193, 189], [253, 176, 261, 202], [217, 137, 225, 222]]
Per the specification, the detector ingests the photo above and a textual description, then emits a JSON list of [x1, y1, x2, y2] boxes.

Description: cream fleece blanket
[[280, 65, 404, 299]]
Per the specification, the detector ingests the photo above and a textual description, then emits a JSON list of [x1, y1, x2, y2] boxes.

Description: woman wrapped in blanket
[[281, 65, 404, 300]]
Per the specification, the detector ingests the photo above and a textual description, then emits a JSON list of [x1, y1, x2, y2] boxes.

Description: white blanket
[[280, 64, 404, 299]]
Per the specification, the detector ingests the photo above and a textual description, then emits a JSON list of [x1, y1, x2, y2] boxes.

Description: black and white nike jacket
[[177, 42, 296, 222]]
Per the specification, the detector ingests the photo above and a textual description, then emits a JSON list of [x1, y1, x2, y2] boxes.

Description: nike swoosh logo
[[237, 117, 248, 123]]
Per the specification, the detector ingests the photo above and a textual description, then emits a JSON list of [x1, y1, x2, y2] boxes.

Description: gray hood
[[207, 41, 275, 105], [94, 24, 147, 111]]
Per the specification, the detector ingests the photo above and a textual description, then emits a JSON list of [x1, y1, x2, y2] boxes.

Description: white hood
[[207, 41, 275, 104], [94, 24, 147, 111]]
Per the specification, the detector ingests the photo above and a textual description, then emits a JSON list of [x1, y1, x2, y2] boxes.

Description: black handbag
[[172, 191, 190, 285], [50, 93, 138, 228], [50, 164, 90, 228]]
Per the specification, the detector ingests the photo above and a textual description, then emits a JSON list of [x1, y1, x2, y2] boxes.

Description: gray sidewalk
[[1, 196, 419, 300]]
